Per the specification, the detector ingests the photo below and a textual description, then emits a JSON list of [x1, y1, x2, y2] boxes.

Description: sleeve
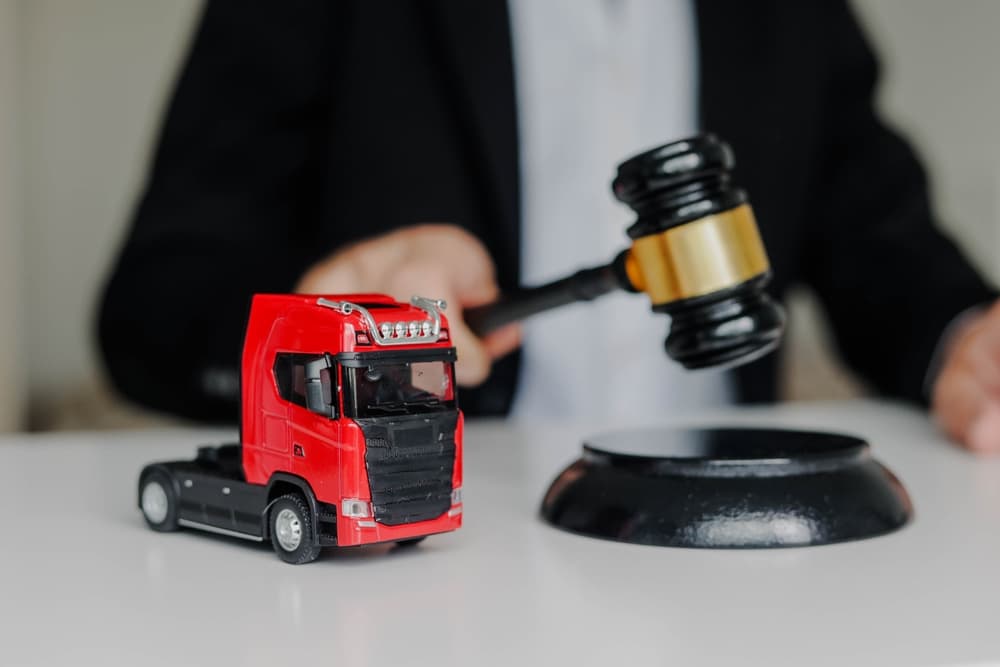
[[97, 1, 335, 421], [801, 1, 997, 404]]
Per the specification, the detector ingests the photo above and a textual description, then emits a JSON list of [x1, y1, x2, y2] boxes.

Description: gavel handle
[[465, 255, 633, 336]]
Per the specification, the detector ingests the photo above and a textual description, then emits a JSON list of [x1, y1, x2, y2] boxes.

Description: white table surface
[[1, 400, 999, 667]]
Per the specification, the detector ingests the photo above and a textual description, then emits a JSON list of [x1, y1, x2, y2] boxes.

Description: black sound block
[[540, 428, 912, 548]]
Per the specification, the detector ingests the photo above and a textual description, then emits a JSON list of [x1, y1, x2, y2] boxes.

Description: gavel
[[465, 134, 785, 370]]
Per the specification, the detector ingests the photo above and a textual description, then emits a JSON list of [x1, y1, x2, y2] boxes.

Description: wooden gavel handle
[[464, 257, 630, 336]]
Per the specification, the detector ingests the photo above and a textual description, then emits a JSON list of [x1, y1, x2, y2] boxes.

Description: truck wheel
[[269, 494, 321, 564], [140, 471, 178, 532], [395, 537, 426, 548]]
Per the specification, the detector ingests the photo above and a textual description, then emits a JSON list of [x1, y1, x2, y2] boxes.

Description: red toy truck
[[137, 294, 463, 563]]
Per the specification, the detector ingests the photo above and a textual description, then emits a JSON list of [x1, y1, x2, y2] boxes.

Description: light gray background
[[0, 1, 996, 430]]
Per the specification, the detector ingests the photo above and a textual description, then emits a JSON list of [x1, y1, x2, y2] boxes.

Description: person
[[99, 0, 1000, 452]]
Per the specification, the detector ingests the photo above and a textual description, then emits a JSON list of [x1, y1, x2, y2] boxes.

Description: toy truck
[[137, 294, 463, 564]]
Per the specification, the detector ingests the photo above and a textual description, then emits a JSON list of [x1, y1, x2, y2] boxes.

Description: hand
[[294, 224, 521, 386], [932, 300, 1000, 453]]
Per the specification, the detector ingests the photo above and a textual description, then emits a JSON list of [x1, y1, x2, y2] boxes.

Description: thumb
[[934, 367, 995, 452], [931, 304, 1000, 453], [966, 401, 1000, 453]]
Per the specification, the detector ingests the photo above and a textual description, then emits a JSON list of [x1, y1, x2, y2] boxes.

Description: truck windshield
[[348, 360, 456, 418]]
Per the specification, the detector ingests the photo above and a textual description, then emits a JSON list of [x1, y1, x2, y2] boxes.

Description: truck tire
[[140, 471, 179, 532], [269, 494, 321, 564]]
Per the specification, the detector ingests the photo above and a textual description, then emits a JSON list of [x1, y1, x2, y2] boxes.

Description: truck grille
[[356, 412, 458, 526]]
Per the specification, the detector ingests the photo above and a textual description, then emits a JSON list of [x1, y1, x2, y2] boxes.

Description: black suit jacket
[[99, 0, 996, 422]]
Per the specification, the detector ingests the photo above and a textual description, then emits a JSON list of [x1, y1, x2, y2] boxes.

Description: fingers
[[449, 316, 495, 386], [964, 303, 1000, 393], [965, 402, 1000, 454], [932, 305, 1000, 454], [294, 255, 360, 294], [379, 263, 495, 384], [482, 323, 522, 361], [402, 224, 500, 305], [933, 365, 989, 449], [450, 322, 522, 387], [297, 224, 499, 299]]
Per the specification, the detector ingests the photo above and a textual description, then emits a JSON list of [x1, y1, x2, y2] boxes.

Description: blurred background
[[0, 0, 997, 431]]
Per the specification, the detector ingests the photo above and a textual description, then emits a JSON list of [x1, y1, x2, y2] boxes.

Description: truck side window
[[273, 353, 309, 408], [274, 354, 335, 414]]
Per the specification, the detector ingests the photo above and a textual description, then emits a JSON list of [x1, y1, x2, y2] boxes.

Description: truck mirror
[[304, 358, 335, 418]]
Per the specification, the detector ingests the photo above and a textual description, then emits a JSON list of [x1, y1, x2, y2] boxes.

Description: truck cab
[[137, 294, 463, 563]]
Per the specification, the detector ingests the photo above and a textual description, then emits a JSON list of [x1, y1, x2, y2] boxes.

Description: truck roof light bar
[[317, 296, 446, 346]]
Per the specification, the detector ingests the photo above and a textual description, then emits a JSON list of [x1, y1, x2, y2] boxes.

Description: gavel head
[[612, 134, 786, 370]]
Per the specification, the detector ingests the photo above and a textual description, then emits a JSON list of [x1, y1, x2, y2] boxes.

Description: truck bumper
[[337, 505, 463, 546]]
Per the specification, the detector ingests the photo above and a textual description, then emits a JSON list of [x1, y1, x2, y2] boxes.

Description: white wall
[[854, 0, 1000, 284], [18, 0, 202, 425], [0, 0, 25, 430], [5, 0, 1000, 426]]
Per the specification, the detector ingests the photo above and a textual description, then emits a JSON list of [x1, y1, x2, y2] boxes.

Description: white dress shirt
[[507, 0, 733, 419]]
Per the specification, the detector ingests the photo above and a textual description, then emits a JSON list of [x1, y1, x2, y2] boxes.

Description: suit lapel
[[695, 0, 776, 177], [421, 1, 521, 288]]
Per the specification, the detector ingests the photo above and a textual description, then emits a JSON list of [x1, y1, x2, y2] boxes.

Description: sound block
[[540, 428, 912, 548]]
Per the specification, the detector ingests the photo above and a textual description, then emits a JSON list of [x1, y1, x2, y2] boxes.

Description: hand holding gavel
[[295, 223, 521, 387], [295, 133, 1000, 454], [299, 134, 786, 385], [933, 301, 1000, 454], [466, 135, 786, 370]]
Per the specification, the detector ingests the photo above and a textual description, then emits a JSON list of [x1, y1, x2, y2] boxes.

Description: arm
[[98, 2, 518, 421], [802, 1, 996, 405], [98, 1, 335, 421]]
